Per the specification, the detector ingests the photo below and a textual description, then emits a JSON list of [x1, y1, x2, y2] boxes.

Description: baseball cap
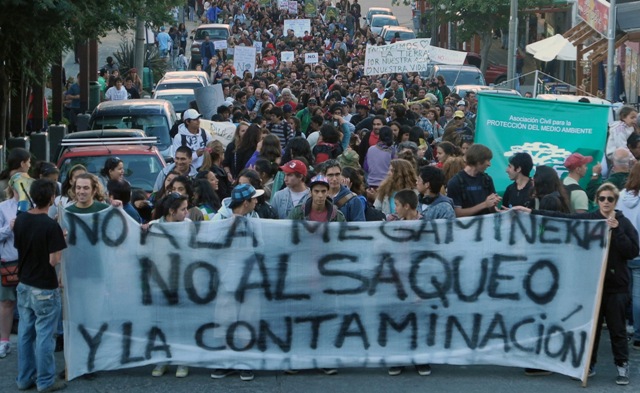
[[454, 110, 465, 118], [310, 175, 330, 189], [308, 98, 318, 105], [280, 160, 308, 176], [183, 109, 202, 121], [564, 153, 593, 171], [456, 100, 467, 107], [356, 98, 369, 109], [229, 184, 265, 209]]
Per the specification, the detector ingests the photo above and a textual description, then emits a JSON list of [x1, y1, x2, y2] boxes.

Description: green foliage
[[113, 39, 168, 86]]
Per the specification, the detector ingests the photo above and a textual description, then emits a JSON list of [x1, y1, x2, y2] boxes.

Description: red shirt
[[309, 208, 329, 222], [368, 132, 380, 147]]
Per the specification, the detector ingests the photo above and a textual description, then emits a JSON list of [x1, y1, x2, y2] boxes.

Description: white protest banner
[[213, 40, 227, 50], [364, 39, 467, 76], [283, 19, 311, 38], [281, 51, 294, 62], [199, 119, 237, 148], [233, 45, 257, 77], [278, 0, 288, 10], [288, 0, 298, 14], [254, 41, 263, 52], [305, 52, 318, 64], [62, 211, 607, 381]]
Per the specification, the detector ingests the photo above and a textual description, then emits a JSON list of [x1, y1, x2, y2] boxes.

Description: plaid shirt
[[415, 116, 433, 138]]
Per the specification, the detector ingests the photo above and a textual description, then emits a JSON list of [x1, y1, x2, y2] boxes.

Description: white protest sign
[[213, 40, 227, 50], [288, 0, 298, 14], [364, 39, 467, 76], [62, 211, 607, 381], [254, 41, 263, 52], [305, 52, 318, 64], [233, 45, 257, 77], [283, 19, 311, 38], [199, 119, 237, 148], [281, 51, 294, 62], [278, 0, 288, 9]]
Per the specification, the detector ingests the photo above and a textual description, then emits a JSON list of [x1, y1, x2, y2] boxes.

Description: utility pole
[[605, 0, 616, 101], [507, 0, 518, 89]]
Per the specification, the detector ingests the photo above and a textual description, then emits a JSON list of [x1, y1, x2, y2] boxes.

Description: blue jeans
[[630, 258, 640, 342], [16, 283, 60, 391]]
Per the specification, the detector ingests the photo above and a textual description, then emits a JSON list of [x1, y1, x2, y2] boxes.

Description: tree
[[392, 0, 552, 73], [0, 0, 181, 142]]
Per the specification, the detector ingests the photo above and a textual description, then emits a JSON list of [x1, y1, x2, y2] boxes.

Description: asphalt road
[[0, 336, 638, 392]]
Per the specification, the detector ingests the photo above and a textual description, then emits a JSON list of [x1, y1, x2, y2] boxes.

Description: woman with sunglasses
[[514, 183, 638, 385]]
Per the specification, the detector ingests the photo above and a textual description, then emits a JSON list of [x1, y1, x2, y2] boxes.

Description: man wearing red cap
[[271, 160, 309, 219], [563, 152, 593, 213]]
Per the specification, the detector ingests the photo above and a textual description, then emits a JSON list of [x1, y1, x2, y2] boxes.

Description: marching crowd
[[3, 0, 640, 390]]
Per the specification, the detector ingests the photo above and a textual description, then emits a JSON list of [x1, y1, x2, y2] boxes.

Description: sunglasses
[[598, 196, 615, 203]]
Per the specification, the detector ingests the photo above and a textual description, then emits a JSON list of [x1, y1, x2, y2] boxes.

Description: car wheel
[[494, 75, 507, 86]]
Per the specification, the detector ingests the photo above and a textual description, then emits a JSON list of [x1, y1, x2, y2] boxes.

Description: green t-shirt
[[66, 202, 110, 214]]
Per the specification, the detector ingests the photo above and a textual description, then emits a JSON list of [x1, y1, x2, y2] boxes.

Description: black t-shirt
[[446, 170, 496, 216], [14, 212, 67, 289], [502, 179, 533, 208]]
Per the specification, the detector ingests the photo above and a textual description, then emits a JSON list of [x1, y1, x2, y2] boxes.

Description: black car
[[88, 99, 179, 160]]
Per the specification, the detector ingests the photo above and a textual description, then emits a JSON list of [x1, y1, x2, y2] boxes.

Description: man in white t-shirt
[[271, 160, 309, 219], [104, 77, 128, 101]]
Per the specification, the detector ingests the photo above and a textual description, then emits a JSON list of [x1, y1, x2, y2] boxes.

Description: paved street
[[0, 332, 638, 392]]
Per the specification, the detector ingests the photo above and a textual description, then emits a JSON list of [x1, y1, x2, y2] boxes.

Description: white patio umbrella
[[526, 34, 576, 62]]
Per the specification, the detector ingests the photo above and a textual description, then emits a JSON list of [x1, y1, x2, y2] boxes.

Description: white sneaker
[[0, 342, 10, 358]]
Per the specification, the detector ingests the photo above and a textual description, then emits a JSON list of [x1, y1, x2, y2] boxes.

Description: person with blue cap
[[212, 183, 264, 220]]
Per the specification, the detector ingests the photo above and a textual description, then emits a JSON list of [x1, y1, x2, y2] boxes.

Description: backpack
[[356, 195, 385, 221], [181, 129, 208, 149], [452, 170, 492, 205]]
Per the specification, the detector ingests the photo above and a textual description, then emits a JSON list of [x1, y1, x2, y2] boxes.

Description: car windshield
[[155, 81, 202, 91], [384, 31, 415, 41], [195, 28, 229, 40], [59, 155, 164, 192], [90, 115, 171, 148], [372, 17, 397, 27], [438, 69, 486, 86], [369, 10, 391, 20], [155, 93, 194, 113]]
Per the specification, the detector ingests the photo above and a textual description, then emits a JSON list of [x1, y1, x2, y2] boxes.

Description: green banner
[[259, 0, 271, 7], [304, 0, 317, 16], [324, 6, 339, 21], [474, 93, 610, 195]]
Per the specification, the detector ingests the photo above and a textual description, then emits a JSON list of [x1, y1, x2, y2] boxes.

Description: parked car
[[154, 76, 205, 94], [152, 88, 195, 116], [163, 71, 211, 86], [190, 24, 231, 69], [452, 85, 521, 99], [426, 65, 487, 90], [56, 135, 166, 193], [364, 7, 393, 26], [465, 53, 508, 85], [370, 15, 399, 36], [88, 99, 178, 161], [381, 26, 416, 42]]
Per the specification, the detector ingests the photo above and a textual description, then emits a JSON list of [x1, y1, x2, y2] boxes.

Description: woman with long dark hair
[[528, 165, 571, 212], [99, 156, 125, 192], [0, 148, 31, 202], [223, 122, 260, 181], [192, 178, 220, 220]]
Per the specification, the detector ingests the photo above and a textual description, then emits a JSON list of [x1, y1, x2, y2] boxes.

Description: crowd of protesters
[[3, 0, 640, 390]]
